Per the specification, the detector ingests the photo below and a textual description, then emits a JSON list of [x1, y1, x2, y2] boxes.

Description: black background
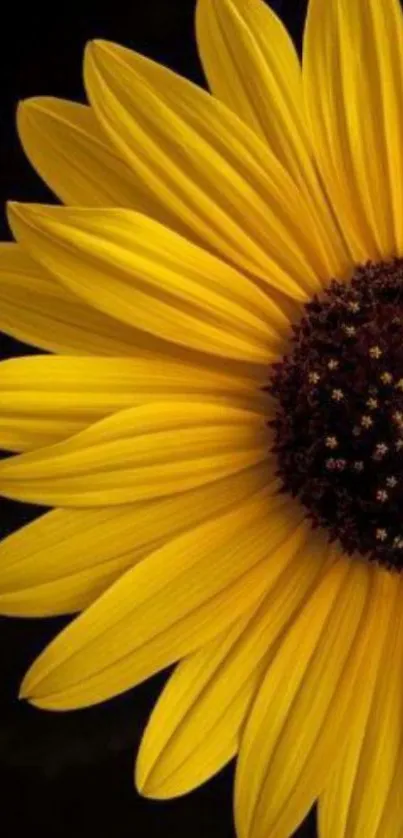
[[0, 2, 317, 836]]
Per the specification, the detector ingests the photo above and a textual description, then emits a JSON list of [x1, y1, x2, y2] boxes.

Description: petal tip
[[134, 752, 167, 800]]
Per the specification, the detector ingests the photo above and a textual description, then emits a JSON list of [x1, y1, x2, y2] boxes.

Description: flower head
[[1, 1, 403, 837]]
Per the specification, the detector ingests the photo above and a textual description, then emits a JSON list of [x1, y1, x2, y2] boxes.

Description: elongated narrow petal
[[0, 401, 270, 506], [0, 244, 268, 381], [318, 577, 403, 838], [84, 39, 333, 297], [196, 0, 349, 277], [136, 524, 328, 799], [304, 0, 403, 262], [370, 749, 403, 838], [234, 561, 395, 838], [20, 488, 304, 709], [17, 98, 227, 243], [0, 464, 269, 616], [0, 243, 154, 357], [18, 97, 177, 217], [8, 204, 287, 364], [0, 355, 269, 451]]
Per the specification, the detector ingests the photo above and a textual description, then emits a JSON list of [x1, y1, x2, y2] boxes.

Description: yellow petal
[[196, 0, 349, 278], [18, 98, 207, 243], [18, 97, 175, 217], [0, 401, 270, 506], [370, 750, 403, 838], [234, 557, 390, 838], [0, 243, 267, 380], [8, 204, 287, 364], [136, 523, 328, 799], [303, 0, 403, 262], [0, 355, 269, 452], [0, 243, 154, 357], [0, 464, 269, 616], [84, 39, 332, 297], [20, 487, 303, 709], [318, 575, 403, 838]]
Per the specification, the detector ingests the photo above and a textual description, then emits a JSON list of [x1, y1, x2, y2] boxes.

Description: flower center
[[267, 258, 403, 573]]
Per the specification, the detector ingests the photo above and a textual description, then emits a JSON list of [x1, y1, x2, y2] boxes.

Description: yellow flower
[[1, 0, 403, 836]]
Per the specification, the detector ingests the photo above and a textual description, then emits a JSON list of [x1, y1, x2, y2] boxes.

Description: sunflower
[[1, 0, 403, 835]]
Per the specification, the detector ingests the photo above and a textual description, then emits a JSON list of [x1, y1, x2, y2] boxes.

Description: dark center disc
[[267, 258, 403, 572]]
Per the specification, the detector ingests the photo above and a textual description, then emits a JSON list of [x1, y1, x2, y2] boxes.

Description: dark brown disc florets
[[267, 258, 403, 572]]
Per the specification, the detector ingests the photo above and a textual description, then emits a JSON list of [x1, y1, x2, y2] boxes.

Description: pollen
[[331, 389, 344, 402], [374, 442, 389, 458], [347, 301, 360, 313], [369, 345, 383, 359]]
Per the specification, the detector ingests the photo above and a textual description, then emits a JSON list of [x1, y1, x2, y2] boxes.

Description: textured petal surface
[[20, 487, 304, 709], [17, 97, 177, 216], [17, 97, 227, 243], [304, 0, 403, 262], [0, 244, 267, 381], [136, 524, 329, 799], [0, 401, 270, 506], [318, 576, 403, 838], [84, 39, 334, 297], [8, 204, 287, 363], [0, 465, 269, 616], [0, 355, 268, 451], [0, 243, 155, 357], [196, 0, 349, 277], [234, 559, 393, 838]]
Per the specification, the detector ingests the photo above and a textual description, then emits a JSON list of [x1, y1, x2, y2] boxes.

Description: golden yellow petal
[[0, 401, 270, 506], [18, 98, 208, 240], [8, 204, 287, 363], [234, 556, 389, 838], [0, 244, 268, 382], [318, 574, 403, 838], [136, 524, 328, 799], [0, 243, 153, 357], [196, 0, 349, 278], [0, 464, 269, 616], [17, 98, 158, 210], [303, 0, 403, 262], [0, 355, 269, 452], [84, 39, 333, 297], [20, 487, 302, 709]]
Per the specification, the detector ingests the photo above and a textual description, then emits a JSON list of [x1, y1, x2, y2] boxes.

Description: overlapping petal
[[0, 401, 270, 506], [234, 561, 397, 838], [8, 204, 287, 363], [20, 487, 304, 710], [304, 0, 403, 262], [136, 525, 328, 799], [0, 355, 269, 451], [0, 465, 269, 616], [84, 39, 335, 297], [318, 577, 403, 838], [196, 0, 349, 277]]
